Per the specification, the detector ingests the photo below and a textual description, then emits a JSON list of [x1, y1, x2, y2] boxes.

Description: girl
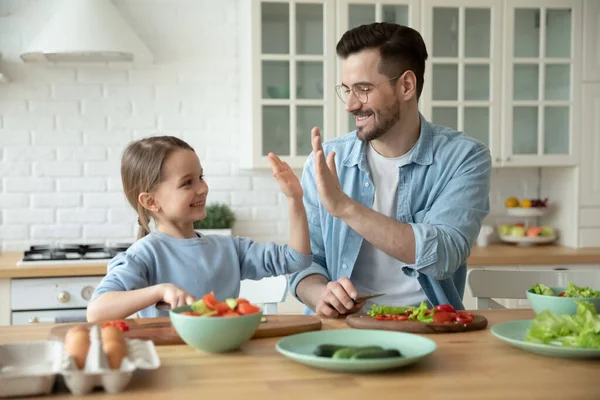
[[86, 136, 312, 321]]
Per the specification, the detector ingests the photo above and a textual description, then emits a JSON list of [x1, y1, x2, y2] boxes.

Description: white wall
[[0, 0, 546, 252]]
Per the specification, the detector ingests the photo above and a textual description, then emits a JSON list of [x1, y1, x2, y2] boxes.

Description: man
[[289, 22, 492, 317]]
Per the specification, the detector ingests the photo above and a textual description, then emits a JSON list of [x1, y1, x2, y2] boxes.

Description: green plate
[[491, 320, 600, 359], [275, 329, 436, 373]]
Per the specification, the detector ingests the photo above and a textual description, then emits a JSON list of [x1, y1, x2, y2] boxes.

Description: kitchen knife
[[353, 293, 384, 303]]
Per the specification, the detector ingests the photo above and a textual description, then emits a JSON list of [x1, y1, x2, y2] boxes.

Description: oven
[[10, 276, 104, 325]]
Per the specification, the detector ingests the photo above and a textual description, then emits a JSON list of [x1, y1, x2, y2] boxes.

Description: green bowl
[[526, 287, 600, 315], [169, 305, 262, 353]]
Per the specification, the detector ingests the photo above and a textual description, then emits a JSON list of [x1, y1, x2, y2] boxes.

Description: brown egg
[[65, 330, 90, 369], [65, 325, 88, 342], [101, 326, 124, 344], [102, 340, 127, 369]]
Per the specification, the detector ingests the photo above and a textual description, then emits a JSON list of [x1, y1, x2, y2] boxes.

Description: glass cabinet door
[[257, 0, 335, 168], [422, 0, 502, 162], [336, 0, 419, 136], [504, 0, 581, 165]]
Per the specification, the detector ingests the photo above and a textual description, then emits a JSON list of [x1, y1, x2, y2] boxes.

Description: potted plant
[[193, 203, 236, 236]]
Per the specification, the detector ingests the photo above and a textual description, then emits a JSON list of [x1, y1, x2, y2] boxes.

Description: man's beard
[[354, 98, 401, 142]]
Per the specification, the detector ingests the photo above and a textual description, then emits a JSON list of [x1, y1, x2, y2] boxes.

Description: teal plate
[[491, 320, 600, 359], [275, 329, 436, 373]]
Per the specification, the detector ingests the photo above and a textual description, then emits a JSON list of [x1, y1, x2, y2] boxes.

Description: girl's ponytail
[[136, 205, 151, 241]]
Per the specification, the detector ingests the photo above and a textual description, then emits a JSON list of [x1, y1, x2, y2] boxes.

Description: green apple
[[540, 226, 555, 237], [510, 226, 526, 237], [497, 224, 513, 236]]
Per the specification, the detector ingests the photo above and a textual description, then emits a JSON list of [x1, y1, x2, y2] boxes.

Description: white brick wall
[[0, 0, 538, 254]]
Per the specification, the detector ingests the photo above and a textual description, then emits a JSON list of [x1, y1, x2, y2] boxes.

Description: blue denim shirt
[[289, 114, 492, 313]]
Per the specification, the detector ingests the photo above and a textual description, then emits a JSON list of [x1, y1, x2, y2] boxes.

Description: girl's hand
[[268, 152, 303, 199], [158, 283, 195, 309]]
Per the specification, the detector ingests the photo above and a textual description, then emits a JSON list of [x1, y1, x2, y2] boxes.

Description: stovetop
[[20, 243, 132, 263]]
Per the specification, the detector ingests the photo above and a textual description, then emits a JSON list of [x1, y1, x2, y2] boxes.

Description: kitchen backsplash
[[0, 0, 539, 251]]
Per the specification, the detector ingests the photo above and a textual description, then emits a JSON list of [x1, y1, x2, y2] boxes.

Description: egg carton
[[0, 340, 63, 398], [0, 325, 160, 397], [60, 325, 161, 395]]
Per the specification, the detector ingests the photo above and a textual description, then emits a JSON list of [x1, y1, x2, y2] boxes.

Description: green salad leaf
[[407, 302, 434, 323], [367, 304, 412, 317], [524, 300, 600, 348], [563, 282, 600, 298], [366, 301, 434, 322], [529, 283, 555, 296]]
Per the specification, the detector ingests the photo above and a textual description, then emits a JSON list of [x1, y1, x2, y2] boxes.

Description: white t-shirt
[[351, 142, 427, 309]]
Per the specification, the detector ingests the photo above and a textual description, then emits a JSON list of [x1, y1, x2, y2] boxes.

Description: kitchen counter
[[0, 309, 598, 399], [0, 252, 106, 279], [2, 245, 600, 278], [468, 244, 600, 266]]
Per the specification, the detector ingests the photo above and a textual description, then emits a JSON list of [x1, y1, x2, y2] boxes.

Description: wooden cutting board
[[346, 314, 488, 334], [49, 315, 322, 345]]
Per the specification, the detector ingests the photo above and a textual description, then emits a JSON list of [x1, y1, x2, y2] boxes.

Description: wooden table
[[0, 309, 598, 400]]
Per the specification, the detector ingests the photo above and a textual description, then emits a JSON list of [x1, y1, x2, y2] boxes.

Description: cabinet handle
[[506, 157, 511, 162], [495, 157, 501, 162]]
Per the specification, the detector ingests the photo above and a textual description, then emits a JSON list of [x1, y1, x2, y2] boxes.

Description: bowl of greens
[[526, 282, 600, 315]]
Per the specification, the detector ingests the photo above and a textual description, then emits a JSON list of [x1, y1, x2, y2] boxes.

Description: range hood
[[20, 0, 153, 63]]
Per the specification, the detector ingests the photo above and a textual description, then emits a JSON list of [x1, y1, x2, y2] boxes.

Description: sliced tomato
[[237, 298, 250, 304], [202, 292, 217, 310], [433, 311, 457, 324], [222, 311, 241, 317], [456, 312, 473, 324], [102, 320, 130, 332], [180, 311, 200, 317], [424, 310, 431, 316], [558, 292, 565, 297], [435, 304, 456, 313], [375, 314, 407, 321], [214, 301, 231, 315], [237, 302, 261, 315]]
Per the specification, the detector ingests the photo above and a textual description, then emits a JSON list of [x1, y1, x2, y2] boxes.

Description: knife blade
[[353, 293, 385, 304]]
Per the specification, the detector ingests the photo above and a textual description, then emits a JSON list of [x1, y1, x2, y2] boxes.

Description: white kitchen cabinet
[[335, 0, 421, 136], [421, 0, 503, 165], [240, 0, 336, 169], [580, 84, 600, 206], [501, 0, 582, 167], [0, 279, 10, 326], [578, 84, 600, 246], [242, 0, 585, 169], [583, 0, 600, 81]]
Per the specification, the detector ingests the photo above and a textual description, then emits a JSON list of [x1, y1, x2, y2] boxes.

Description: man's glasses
[[335, 73, 403, 104]]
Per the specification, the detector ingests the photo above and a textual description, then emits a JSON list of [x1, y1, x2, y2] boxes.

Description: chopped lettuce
[[528, 281, 600, 298], [524, 300, 600, 348], [366, 301, 434, 323], [367, 304, 412, 317], [564, 282, 600, 298], [529, 283, 555, 296], [407, 301, 434, 323]]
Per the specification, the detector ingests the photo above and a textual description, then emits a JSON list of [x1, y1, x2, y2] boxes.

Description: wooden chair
[[466, 268, 600, 309], [239, 275, 288, 315]]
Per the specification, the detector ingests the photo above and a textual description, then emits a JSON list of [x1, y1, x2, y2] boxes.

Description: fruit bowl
[[499, 234, 557, 246], [497, 224, 557, 246], [506, 207, 547, 217]]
